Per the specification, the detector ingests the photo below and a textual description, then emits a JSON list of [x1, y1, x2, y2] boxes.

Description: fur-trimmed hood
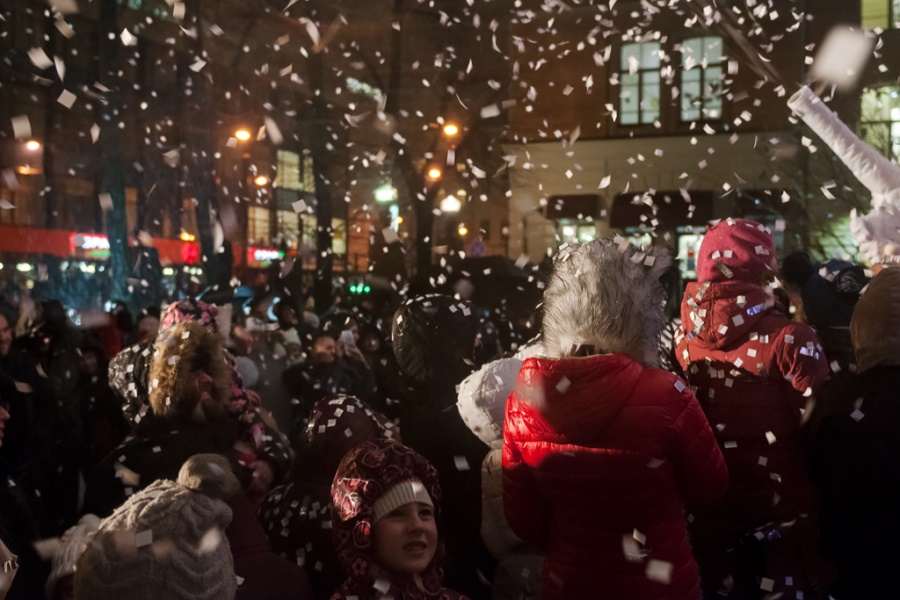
[[541, 239, 672, 365], [788, 86, 900, 266], [148, 319, 232, 422]]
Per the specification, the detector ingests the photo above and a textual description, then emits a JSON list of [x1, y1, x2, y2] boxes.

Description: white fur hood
[[540, 239, 671, 365]]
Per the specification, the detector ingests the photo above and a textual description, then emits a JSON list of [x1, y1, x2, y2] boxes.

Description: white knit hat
[[372, 479, 434, 523], [74, 454, 240, 600]]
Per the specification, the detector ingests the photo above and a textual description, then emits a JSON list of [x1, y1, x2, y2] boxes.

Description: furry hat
[[331, 438, 446, 598], [541, 238, 671, 365], [851, 267, 900, 373], [74, 454, 240, 600], [46, 514, 101, 599], [149, 319, 232, 423], [696, 218, 777, 283], [788, 86, 900, 267]]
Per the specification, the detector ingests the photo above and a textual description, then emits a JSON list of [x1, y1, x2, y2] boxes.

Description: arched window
[[860, 85, 900, 162]]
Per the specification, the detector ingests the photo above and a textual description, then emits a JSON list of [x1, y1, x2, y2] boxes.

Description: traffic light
[[349, 284, 371, 294]]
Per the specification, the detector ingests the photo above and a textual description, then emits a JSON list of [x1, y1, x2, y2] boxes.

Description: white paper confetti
[[57, 89, 76, 108], [11, 115, 31, 140]]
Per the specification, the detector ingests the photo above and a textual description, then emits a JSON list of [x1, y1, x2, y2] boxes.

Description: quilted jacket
[[503, 353, 727, 600]]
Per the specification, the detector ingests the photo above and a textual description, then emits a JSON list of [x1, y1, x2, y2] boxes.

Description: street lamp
[[427, 167, 442, 181], [235, 129, 252, 141], [457, 224, 468, 236], [25, 140, 41, 151], [440, 195, 462, 213], [442, 123, 459, 137], [374, 184, 398, 203], [254, 175, 269, 186]]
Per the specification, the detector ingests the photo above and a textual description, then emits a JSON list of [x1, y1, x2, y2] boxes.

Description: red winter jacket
[[675, 281, 829, 551], [503, 353, 727, 600]]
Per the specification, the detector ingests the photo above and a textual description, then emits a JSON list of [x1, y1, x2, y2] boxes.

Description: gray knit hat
[[74, 454, 240, 600]]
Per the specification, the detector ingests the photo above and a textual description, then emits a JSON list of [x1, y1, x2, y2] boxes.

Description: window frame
[[618, 41, 662, 126], [859, 84, 900, 162], [679, 36, 725, 123]]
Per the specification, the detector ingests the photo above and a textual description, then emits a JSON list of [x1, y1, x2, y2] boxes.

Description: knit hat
[[373, 480, 434, 523], [74, 454, 239, 600], [697, 218, 777, 283], [851, 267, 900, 373], [46, 514, 101, 599], [331, 438, 446, 597]]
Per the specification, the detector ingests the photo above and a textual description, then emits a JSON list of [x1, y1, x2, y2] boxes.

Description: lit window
[[300, 218, 347, 255], [248, 206, 271, 245], [276, 210, 300, 248], [860, 85, 900, 162], [619, 42, 661, 125], [861, 0, 900, 29], [276, 151, 301, 191], [680, 36, 724, 122], [302, 156, 316, 194]]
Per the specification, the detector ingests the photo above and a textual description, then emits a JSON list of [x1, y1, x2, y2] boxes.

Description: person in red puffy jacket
[[503, 238, 727, 600], [675, 218, 831, 598]]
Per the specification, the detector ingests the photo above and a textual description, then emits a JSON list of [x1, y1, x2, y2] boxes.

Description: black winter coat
[[806, 366, 900, 599]]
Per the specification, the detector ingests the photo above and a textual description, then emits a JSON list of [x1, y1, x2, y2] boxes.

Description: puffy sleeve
[[774, 322, 831, 404], [501, 394, 550, 549], [669, 382, 728, 507]]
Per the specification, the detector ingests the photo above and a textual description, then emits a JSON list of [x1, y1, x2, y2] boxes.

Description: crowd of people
[[0, 214, 897, 600], [1, 87, 900, 600]]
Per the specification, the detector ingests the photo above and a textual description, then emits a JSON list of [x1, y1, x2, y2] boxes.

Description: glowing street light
[[457, 224, 468, 236], [440, 195, 462, 213], [442, 123, 459, 137], [427, 167, 442, 181], [24, 140, 41, 151], [374, 184, 398, 203], [254, 175, 269, 186], [234, 129, 252, 141]]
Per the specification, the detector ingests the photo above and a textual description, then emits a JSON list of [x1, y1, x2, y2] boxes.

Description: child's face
[[372, 502, 438, 576]]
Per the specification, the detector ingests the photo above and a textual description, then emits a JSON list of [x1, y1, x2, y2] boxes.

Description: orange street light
[[457, 224, 468, 236], [235, 129, 252, 141], [254, 175, 269, 186], [442, 123, 459, 137], [427, 167, 442, 180]]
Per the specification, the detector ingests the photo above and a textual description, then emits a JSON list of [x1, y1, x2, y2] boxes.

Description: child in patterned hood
[[330, 438, 469, 600]]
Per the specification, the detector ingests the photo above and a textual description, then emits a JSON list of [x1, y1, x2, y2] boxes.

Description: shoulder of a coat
[[636, 367, 693, 408]]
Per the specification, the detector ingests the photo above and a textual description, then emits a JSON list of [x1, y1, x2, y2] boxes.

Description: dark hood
[[392, 294, 477, 402], [295, 395, 386, 482]]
